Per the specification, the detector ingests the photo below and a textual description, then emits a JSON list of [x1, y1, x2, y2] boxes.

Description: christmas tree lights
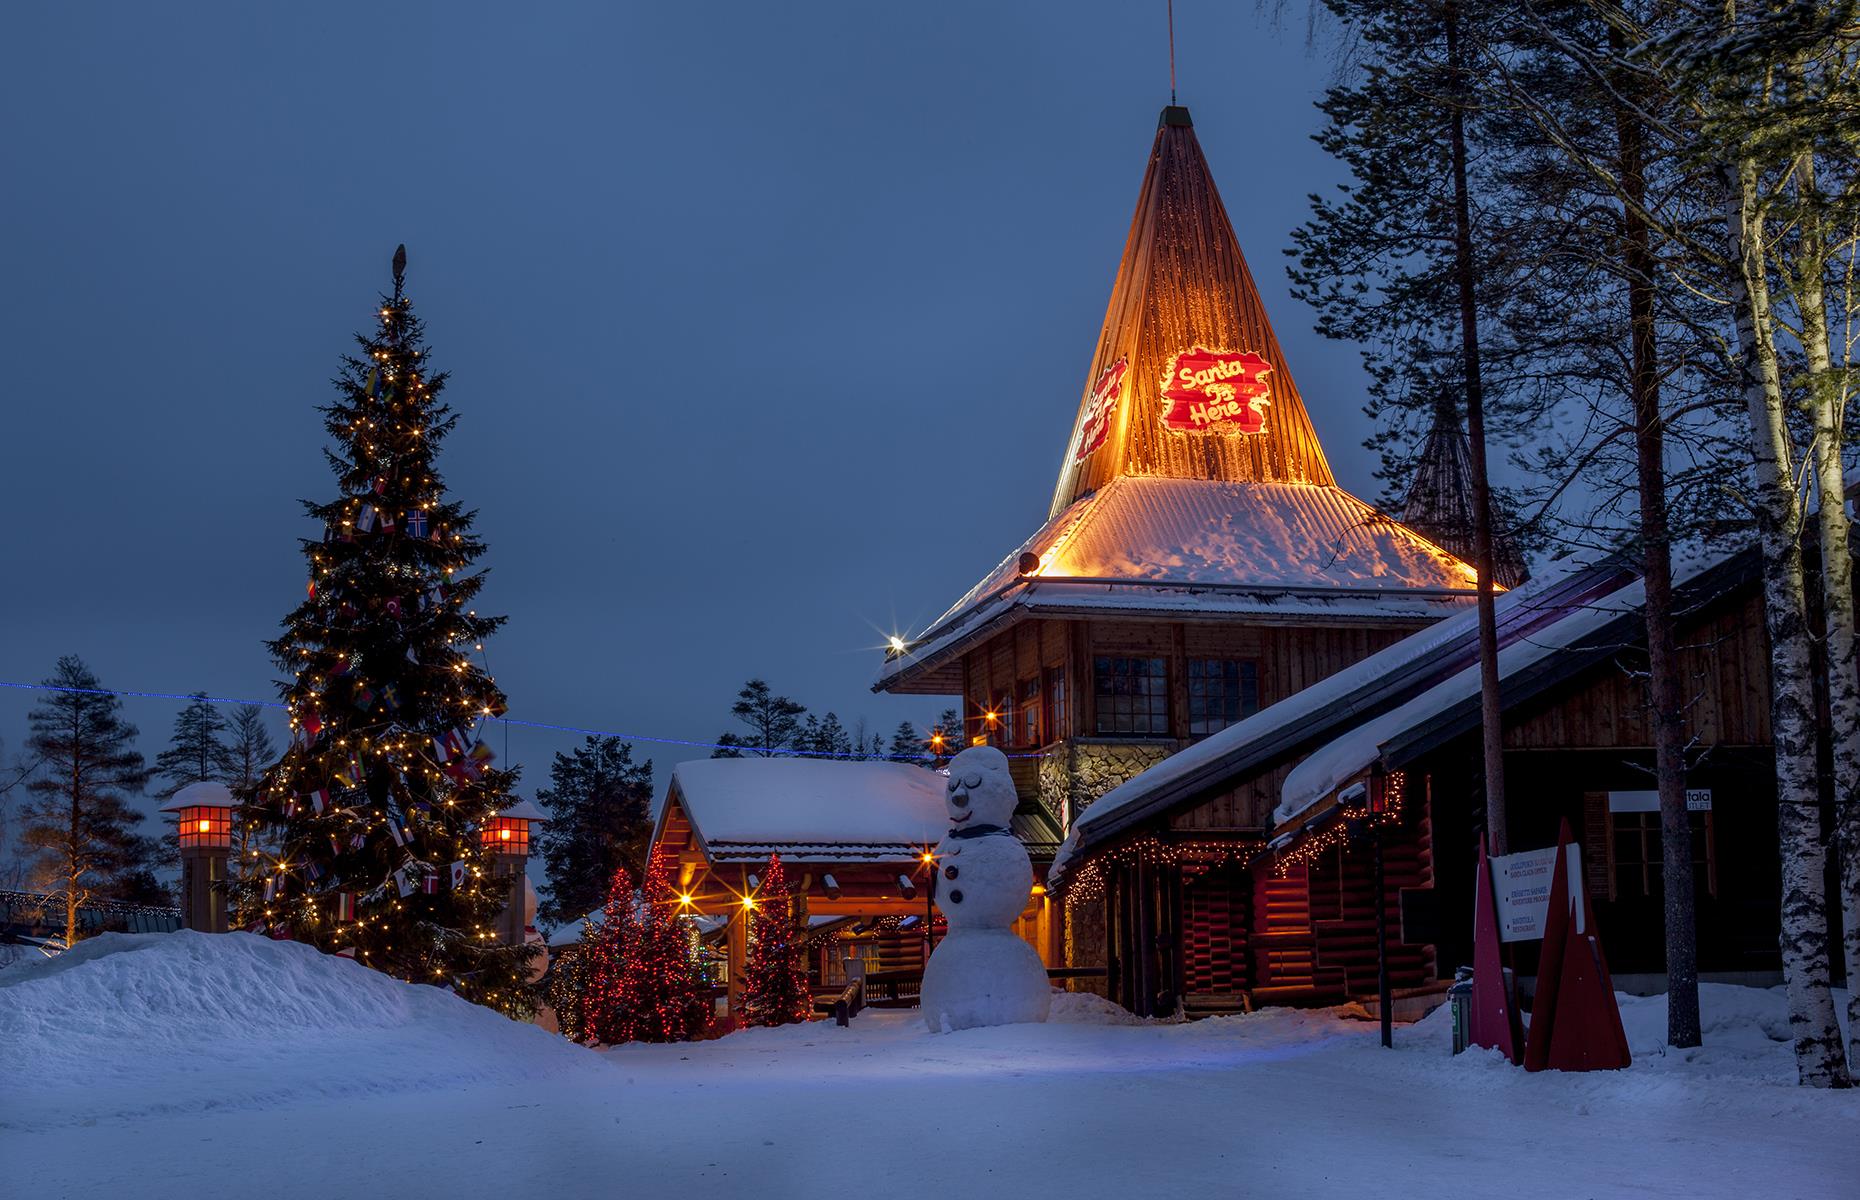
[[228, 245, 535, 1016], [578, 849, 709, 1044], [739, 853, 812, 1027]]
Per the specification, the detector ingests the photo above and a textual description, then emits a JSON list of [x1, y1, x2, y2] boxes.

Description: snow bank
[[1048, 989, 1145, 1025], [0, 931, 601, 1131]]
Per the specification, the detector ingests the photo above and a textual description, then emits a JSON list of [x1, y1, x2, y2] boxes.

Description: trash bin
[[1448, 965, 1475, 1055]]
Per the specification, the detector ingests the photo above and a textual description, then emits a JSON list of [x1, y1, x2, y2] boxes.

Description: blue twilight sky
[[1, 2, 1379, 837]]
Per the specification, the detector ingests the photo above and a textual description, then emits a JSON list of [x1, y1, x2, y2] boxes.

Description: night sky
[[2, 3, 1381, 847]]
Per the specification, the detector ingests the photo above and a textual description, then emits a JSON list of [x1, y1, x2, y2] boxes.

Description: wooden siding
[[1504, 590, 1770, 750]]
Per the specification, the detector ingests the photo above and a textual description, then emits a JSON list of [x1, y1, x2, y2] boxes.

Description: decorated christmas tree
[[609, 846, 710, 1043], [578, 864, 641, 1045], [739, 852, 811, 1027], [231, 245, 535, 1015]]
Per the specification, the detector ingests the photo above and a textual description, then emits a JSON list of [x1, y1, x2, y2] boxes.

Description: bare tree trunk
[[1446, 0, 1508, 854], [1793, 151, 1860, 1074], [1723, 155, 1850, 1087], [1611, 42, 1700, 1046]]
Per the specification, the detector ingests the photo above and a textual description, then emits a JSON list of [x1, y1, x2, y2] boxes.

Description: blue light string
[[0, 680, 1043, 761]]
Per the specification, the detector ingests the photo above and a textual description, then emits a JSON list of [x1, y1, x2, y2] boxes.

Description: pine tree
[[888, 720, 921, 762], [1291, 0, 1533, 855], [21, 655, 157, 946], [223, 705, 278, 887], [152, 693, 232, 797], [534, 736, 653, 929], [611, 847, 710, 1042], [714, 679, 807, 757], [232, 246, 534, 1015], [740, 852, 810, 1027]]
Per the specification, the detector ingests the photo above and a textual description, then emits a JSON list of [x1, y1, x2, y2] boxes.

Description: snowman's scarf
[[946, 823, 1010, 840]]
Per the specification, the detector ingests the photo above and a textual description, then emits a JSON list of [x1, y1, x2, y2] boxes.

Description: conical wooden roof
[[1050, 106, 1335, 517]]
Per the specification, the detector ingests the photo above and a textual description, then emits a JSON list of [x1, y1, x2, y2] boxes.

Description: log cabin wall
[[1245, 803, 1434, 1003], [961, 617, 1426, 813]]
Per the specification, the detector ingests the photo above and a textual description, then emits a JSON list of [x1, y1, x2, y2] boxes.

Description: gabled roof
[[1274, 543, 1760, 832], [659, 758, 946, 865], [1049, 540, 1761, 883], [1047, 554, 1645, 881], [876, 107, 1481, 694]]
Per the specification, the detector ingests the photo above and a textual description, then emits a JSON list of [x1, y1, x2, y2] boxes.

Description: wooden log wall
[[961, 617, 1423, 755], [1504, 589, 1769, 750]]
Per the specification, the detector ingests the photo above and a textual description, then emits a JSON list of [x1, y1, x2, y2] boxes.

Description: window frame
[[1092, 655, 1170, 736]]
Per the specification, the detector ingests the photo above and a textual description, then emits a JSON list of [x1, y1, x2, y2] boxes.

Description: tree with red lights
[[582, 848, 708, 1044], [740, 853, 810, 1027], [578, 864, 638, 1044]]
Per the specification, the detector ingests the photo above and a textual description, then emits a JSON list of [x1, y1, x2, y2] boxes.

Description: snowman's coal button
[[943, 866, 958, 880], [948, 888, 964, 903]]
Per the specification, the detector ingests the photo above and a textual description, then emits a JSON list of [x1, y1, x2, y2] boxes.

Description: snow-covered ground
[[3, 933, 1854, 1199]]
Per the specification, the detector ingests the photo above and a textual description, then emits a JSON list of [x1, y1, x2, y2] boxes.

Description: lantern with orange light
[[479, 799, 549, 946], [161, 781, 237, 933]]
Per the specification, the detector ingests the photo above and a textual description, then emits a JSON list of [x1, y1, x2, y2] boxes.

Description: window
[[1187, 659, 1259, 737], [1094, 656, 1169, 735], [987, 693, 1013, 747], [1044, 666, 1068, 742], [1610, 810, 1714, 898], [1019, 678, 1042, 746]]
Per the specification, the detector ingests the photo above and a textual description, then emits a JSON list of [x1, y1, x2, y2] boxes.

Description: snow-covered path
[[3, 935, 1854, 1199]]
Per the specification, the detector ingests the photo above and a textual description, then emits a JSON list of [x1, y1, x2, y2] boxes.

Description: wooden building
[[1046, 542, 1820, 1015], [874, 106, 1482, 986], [647, 757, 1061, 1009]]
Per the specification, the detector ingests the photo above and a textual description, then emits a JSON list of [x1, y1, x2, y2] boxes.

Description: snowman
[[919, 745, 1052, 1032]]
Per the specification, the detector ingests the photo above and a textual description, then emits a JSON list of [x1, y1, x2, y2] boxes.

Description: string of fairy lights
[[0, 679, 1054, 762]]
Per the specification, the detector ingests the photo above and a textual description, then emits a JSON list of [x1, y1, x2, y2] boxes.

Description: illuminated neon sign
[[1073, 356, 1128, 463], [1160, 347, 1272, 435]]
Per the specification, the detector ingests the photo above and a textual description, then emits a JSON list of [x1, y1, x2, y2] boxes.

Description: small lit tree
[[611, 847, 710, 1043], [740, 853, 811, 1027], [579, 865, 639, 1046]]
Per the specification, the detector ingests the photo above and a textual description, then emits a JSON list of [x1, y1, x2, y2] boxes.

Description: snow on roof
[[494, 799, 550, 823], [1274, 581, 1646, 828], [159, 781, 236, 811], [1273, 540, 1749, 828], [882, 477, 1481, 688], [668, 758, 947, 856], [1048, 557, 1608, 880]]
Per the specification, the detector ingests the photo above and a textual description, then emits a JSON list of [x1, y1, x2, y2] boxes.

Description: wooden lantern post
[[479, 799, 548, 947], [162, 782, 237, 933]]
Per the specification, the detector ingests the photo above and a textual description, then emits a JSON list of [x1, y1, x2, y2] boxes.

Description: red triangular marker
[[1470, 837, 1521, 1063]]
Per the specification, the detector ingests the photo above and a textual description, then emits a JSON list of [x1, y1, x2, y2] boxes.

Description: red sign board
[[1160, 347, 1272, 435], [1074, 357, 1128, 463]]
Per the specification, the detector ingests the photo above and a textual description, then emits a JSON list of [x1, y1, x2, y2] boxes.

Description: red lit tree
[[606, 847, 709, 1044], [576, 864, 639, 1045], [740, 853, 811, 1026]]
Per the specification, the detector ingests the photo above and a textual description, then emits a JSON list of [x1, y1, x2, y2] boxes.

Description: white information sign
[[1608, 789, 1711, 813], [1491, 844, 1584, 943]]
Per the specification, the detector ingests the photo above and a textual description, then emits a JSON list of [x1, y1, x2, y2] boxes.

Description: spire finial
[[1167, 0, 1177, 105], [391, 243, 407, 293]]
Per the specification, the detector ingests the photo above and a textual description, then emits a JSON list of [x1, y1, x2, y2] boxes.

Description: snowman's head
[[943, 745, 1017, 829]]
